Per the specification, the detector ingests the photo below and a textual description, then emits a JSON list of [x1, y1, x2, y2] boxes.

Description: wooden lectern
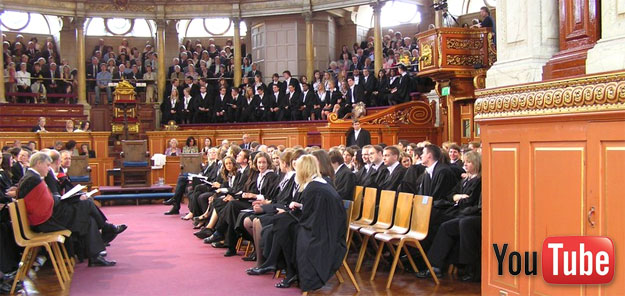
[[417, 27, 495, 144]]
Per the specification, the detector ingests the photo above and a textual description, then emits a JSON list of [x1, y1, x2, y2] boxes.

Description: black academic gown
[[11, 162, 26, 185], [334, 164, 356, 200], [0, 170, 19, 273], [296, 180, 346, 292], [398, 164, 426, 194], [160, 98, 182, 124], [378, 163, 407, 191]]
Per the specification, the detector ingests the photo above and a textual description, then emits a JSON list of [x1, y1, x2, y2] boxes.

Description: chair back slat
[[351, 186, 364, 220], [343, 200, 354, 239], [7, 203, 28, 246], [359, 187, 378, 225], [375, 190, 396, 228], [16, 199, 37, 239], [388, 192, 414, 233], [409, 195, 433, 238]]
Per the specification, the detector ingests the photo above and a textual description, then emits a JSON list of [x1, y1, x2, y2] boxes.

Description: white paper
[[61, 184, 86, 200], [85, 189, 99, 198], [187, 173, 208, 181]]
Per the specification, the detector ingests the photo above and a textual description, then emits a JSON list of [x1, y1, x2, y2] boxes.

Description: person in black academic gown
[[0, 153, 20, 276], [376, 146, 407, 191], [193, 85, 213, 123], [280, 155, 345, 291], [417, 151, 482, 281], [237, 87, 259, 122], [329, 150, 356, 200], [160, 88, 181, 125], [10, 149, 29, 185], [345, 120, 371, 148], [213, 86, 233, 123], [204, 152, 279, 256], [17, 152, 118, 266]]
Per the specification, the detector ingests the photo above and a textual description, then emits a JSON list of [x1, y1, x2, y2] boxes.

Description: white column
[[586, 0, 625, 73], [485, 0, 559, 88]]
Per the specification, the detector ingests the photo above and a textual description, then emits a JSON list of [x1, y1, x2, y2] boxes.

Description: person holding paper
[[17, 152, 118, 267], [204, 152, 279, 257]]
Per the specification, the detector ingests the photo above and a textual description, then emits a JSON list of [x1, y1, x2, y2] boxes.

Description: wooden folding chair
[[356, 192, 413, 273], [345, 185, 364, 252], [336, 200, 360, 292], [16, 199, 74, 274], [372, 195, 439, 288], [8, 202, 69, 294], [354, 190, 396, 272]]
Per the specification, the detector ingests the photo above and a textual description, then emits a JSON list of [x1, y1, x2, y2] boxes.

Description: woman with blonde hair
[[164, 138, 181, 156], [271, 155, 346, 291]]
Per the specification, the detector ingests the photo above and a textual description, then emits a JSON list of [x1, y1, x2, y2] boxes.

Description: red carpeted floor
[[69, 204, 300, 296]]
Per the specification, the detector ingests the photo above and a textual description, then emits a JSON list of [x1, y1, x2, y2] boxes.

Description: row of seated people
[[160, 137, 482, 291], [160, 65, 414, 124], [0, 147, 128, 292]]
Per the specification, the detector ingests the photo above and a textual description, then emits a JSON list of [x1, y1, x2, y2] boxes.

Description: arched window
[[178, 18, 247, 39], [0, 10, 60, 36], [85, 17, 155, 37], [379, 1, 422, 27]]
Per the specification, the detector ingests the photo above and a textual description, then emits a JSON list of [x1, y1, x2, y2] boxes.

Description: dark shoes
[[194, 227, 214, 239], [242, 253, 257, 262], [275, 275, 298, 288], [211, 242, 227, 248], [163, 198, 175, 205], [103, 224, 128, 244], [203, 233, 224, 244], [164, 207, 180, 215], [88, 255, 116, 267], [224, 248, 237, 257], [416, 267, 443, 279], [246, 265, 275, 275]]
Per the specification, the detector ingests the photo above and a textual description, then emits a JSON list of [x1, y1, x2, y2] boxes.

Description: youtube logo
[[542, 236, 615, 284]]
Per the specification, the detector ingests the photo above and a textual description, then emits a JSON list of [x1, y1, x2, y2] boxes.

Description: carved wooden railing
[[319, 100, 439, 148]]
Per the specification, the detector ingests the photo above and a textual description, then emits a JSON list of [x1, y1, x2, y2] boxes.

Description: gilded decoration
[[487, 32, 497, 66], [446, 54, 482, 66], [112, 122, 139, 133], [420, 43, 433, 67], [446, 38, 483, 50], [113, 80, 137, 96], [475, 72, 625, 119], [328, 101, 433, 126]]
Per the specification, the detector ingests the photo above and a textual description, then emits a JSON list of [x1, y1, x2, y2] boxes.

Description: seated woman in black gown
[[205, 152, 279, 256], [417, 151, 482, 280], [243, 149, 306, 268], [187, 156, 238, 226]]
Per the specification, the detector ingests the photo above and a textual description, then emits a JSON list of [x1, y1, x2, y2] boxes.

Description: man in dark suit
[[193, 85, 213, 123], [238, 89, 259, 122], [346, 120, 371, 148], [282, 70, 301, 94], [361, 68, 377, 106], [329, 150, 356, 200], [299, 83, 315, 120], [44, 63, 61, 98], [87, 57, 100, 91], [229, 87, 244, 122], [388, 64, 412, 105], [160, 91, 181, 125], [255, 86, 270, 122], [338, 76, 364, 118], [246, 63, 261, 79], [240, 134, 252, 150], [285, 84, 302, 120], [11, 149, 30, 184], [378, 146, 407, 191], [213, 86, 233, 123], [361, 145, 386, 189], [269, 83, 286, 121]]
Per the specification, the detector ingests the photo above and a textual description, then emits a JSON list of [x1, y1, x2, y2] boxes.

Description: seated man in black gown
[[18, 152, 123, 266]]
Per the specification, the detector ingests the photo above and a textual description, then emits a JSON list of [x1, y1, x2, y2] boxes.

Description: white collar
[[426, 160, 438, 176], [387, 161, 400, 174], [334, 163, 345, 174]]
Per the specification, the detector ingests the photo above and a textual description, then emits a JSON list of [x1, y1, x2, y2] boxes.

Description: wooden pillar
[[305, 12, 314, 80], [372, 3, 383, 76], [156, 20, 167, 103], [76, 17, 89, 113], [0, 17, 5, 103], [233, 18, 242, 87]]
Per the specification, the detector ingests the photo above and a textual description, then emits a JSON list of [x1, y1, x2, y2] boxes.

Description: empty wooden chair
[[345, 185, 364, 251], [355, 191, 413, 273], [180, 153, 203, 175], [354, 190, 395, 272], [120, 140, 151, 187], [347, 187, 377, 252], [67, 155, 92, 189], [8, 202, 70, 294], [372, 195, 438, 288]]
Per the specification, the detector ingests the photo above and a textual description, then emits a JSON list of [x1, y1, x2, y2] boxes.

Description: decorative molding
[[447, 54, 482, 66], [328, 100, 434, 126], [420, 43, 433, 67], [446, 38, 483, 50], [475, 71, 625, 119]]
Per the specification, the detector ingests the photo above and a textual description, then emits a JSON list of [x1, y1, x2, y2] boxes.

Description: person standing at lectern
[[346, 119, 371, 148]]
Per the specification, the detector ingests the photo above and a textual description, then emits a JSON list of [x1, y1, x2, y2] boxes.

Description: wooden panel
[[485, 145, 520, 294], [601, 144, 625, 295], [530, 145, 585, 296]]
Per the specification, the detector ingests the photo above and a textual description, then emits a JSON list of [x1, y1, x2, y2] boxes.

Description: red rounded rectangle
[[542, 236, 614, 284]]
